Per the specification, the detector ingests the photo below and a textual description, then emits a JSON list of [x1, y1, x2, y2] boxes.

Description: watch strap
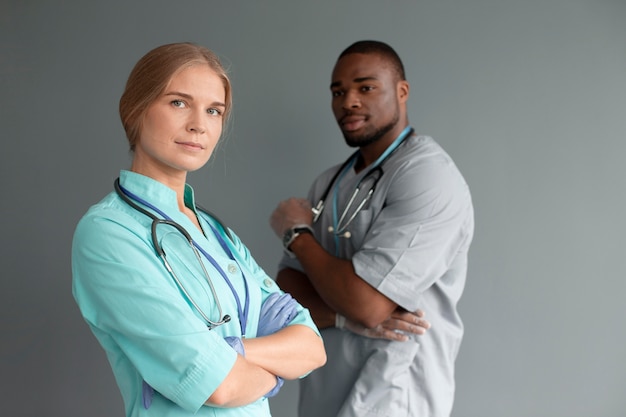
[[283, 224, 314, 257]]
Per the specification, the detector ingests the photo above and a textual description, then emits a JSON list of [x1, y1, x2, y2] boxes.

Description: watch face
[[282, 226, 312, 251], [283, 229, 294, 248]]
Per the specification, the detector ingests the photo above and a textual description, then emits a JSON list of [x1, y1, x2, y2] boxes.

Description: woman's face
[[132, 64, 226, 181]]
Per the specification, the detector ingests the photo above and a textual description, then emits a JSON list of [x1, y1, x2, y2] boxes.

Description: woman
[[72, 42, 326, 416]]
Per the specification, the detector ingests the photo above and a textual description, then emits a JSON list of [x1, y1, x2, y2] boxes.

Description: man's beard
[[342, 114, 399, 148]]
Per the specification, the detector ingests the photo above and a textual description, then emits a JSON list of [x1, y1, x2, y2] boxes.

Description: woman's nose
[[187, 112, 206, 134]]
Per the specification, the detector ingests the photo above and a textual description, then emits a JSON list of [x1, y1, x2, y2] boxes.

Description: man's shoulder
[[392, 135, 458, 174], [389, 135, 471, 198], [404, 134, 450, 160]]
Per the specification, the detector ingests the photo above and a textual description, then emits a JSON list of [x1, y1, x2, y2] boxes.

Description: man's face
[[330, 53, 404, 148]]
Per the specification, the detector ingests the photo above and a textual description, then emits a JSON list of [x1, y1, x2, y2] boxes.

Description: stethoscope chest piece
[[327, 226, 351, 238], [114, 178, 245, 333]]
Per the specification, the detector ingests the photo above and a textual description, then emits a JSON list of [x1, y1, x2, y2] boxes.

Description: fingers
[[382, 319, 428, 336], [343, 320, 410, 342], [341, 309, 432, 341], [260, 292, 284, 314], [292, 198, 312, 211], [372, 328, 409, 342], [269, 198, 314, 237], [271, 292, 293, 309], [258, 293, 299, 336], [415, 316, 431, 332], [390, 308, 425, 320], [411, 309, 431, 331], [361, 324, 410, 341], [261, 293, 296, 318], [383, 310, 431, 335], [393, 309, 431, 328]]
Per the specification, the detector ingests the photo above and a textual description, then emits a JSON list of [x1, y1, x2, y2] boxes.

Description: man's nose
[[342, 90, 361, 109]]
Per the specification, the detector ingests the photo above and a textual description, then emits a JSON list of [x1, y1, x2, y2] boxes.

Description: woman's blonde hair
[[119, 42, 232, 150]]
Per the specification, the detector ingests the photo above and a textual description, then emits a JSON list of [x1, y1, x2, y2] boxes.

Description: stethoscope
[[114, 179, 250, 336], [312, 126, 414, 243]]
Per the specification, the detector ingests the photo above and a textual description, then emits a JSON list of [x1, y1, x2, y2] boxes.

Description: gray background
[[1, 1, 625, 416]]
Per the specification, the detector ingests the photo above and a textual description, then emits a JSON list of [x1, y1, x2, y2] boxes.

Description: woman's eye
[[207, 108, 222, 116], [171, 100, 186, 108], [331, 90, 344, 97], [361, 86, 374, 92]]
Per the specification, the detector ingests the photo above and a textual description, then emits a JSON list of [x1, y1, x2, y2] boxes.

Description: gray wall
[[1, 1, 625, 416]]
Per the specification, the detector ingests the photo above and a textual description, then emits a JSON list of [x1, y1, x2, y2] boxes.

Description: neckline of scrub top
[[118, 182, 250, 337], [330, 126, 414, 253]]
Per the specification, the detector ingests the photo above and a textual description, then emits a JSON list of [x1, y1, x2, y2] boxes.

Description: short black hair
[[338, 40, 406, 81]]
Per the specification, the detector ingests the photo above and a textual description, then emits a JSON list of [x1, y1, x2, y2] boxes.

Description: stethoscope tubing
[[314, 127, 414, 240], [150, 218, 230, 328], [335, 173, 379, 234], [114, 179, 249, 334]]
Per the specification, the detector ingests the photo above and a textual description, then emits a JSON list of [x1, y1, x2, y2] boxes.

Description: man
[[270, 40, 474, 417]]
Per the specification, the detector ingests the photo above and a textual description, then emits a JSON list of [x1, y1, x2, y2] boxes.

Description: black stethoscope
[[114, 178, 250, 336], [312, 126, 414, 242]]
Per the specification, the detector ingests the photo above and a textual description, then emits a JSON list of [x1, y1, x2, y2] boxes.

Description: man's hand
[[336, 308, 431, 342], [270, 198, 313, 237]]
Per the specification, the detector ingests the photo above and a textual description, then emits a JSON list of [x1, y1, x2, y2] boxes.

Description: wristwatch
[[282, 225, 314, 257]]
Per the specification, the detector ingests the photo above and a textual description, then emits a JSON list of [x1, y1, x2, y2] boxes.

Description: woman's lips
[[176, 141, 204, 151]]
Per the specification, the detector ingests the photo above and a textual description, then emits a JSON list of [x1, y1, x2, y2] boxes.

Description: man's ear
[[397, 80, 410, 103]]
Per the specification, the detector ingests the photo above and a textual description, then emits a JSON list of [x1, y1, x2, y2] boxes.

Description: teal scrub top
[[72, 170, 319, 417]]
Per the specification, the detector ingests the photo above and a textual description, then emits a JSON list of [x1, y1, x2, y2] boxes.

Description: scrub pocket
[[338, 339, 420, 417]]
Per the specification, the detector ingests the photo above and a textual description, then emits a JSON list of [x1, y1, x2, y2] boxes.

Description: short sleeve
[[72, 209, 237, 412], [352, 153, 474, 311]]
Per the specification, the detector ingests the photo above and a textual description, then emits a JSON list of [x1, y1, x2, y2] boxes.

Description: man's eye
[[332, 90, 343, 97], [361, 86, 374, 92]]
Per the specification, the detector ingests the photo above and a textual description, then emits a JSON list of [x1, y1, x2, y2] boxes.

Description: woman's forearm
[[243, 325, 326, 379], [205, 355, 277, 407]]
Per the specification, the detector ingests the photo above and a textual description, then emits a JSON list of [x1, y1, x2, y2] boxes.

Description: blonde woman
[[72, 43, 325, 417]]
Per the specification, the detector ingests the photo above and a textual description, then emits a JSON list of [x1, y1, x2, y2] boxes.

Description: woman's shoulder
[[74, 191, 149, 241]]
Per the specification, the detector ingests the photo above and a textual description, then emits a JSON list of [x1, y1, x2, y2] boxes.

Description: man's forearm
[[276, 268, 336, 328], [287, 233, 398, 328]]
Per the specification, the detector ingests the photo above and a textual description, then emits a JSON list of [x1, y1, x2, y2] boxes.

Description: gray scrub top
[[279, 133, 474, 417]]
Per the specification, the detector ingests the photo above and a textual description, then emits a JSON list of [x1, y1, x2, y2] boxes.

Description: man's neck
[[355, 123, 410, 172]]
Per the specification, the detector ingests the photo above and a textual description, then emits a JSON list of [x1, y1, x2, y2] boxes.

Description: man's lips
[[339, 115, 367, 131]]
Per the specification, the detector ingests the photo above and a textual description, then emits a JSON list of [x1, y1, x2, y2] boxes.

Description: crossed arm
[[271, 198, 430, 339], [206, 324, 325, 407], [276, 255, 428, 341]]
